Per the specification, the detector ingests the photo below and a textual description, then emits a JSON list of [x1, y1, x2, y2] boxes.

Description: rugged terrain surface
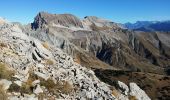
[[29, 12, 170, 73], [0, 12, 170, 100]]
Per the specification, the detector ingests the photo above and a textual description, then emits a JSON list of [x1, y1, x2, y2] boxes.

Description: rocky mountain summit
[[32, 12, 84, 30], [0, 12, 170, 100]]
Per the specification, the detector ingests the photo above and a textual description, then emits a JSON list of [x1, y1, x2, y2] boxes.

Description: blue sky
[[0, 0, 170, 24]]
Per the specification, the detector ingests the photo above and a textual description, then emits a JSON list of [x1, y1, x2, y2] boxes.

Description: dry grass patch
[[61, 81, 74, 94], [19, 72, 38, 94], [20, 83, 34, 94], [38, 93, 46, 100], [0, 63, 14, 80], [45, 59, 54, 65], [9, 73, 38, 94], [0, 84, 8, 100], [129, 95, 137, 100], [42, 42, 49, 49], [8, 83, 20, 92], [0, 43, 7, 48], [74, 56, 81, 64], [112, 89, 118, 97], [40, 79, 74, 96], [8, 81, 34, 94]]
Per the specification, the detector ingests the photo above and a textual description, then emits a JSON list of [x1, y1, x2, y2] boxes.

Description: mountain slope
[[0, 15, 152, 99], [29, 12, 170, 99], [1, 12, 170, 99], [30, 12, 170, 74]]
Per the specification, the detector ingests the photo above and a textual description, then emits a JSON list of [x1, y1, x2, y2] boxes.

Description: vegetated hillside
[[94, 69, 170, 100]]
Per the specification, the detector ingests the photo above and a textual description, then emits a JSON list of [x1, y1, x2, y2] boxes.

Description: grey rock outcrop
[[83, 16, 123, 30], [116, 81, 151, 100], [129, 83, 150, 100], [0, 79, 12, 90], [0, 19, 116, 99]]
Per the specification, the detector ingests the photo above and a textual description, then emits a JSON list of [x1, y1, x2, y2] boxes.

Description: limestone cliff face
[[30, 12, 170, 75], [128, 31, 170, 68]]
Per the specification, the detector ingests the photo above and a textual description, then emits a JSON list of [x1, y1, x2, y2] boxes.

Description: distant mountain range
[[124, 21, 170, 32]]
